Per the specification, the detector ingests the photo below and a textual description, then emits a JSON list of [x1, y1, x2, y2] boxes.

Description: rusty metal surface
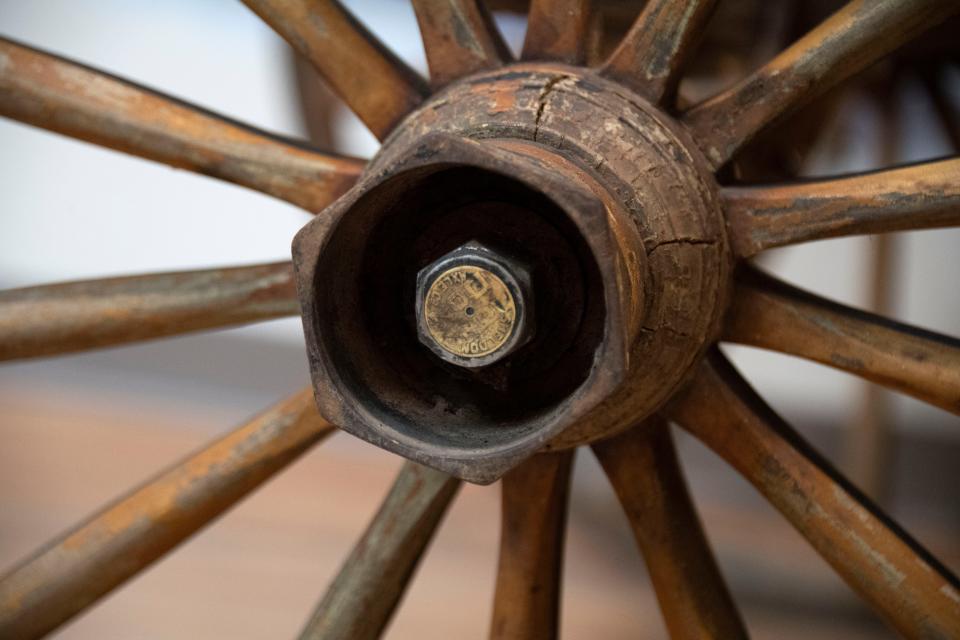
[[0, 262, 298, 362], [600, 0, 718, 105], [0, 388, 333, 639], [724, 267, 960, 416], [412, 0, 510, 88], [489, 451, 572, 640], [242, 0, 428, 141], [683, 0, 960, 167], [593, 419, 748, 640], [521, 0, 595, 65], [299, 461, 460, 640], [722, 157, 960, 257], [0, 38, 363, 213], [669, 351, 960, 639]]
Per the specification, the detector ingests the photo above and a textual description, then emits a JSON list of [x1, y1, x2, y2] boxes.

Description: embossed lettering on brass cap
[[416, 241, 534, 368]]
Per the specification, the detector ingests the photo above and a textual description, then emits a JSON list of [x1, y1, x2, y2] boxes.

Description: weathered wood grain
[[601, 0, 717, 105], [522, 0, 594, 65], [0, 389, 333, 640], [724, 267, 960, 416], [0, 263, 298, 361], [0, 38, 363, 212], [413, 0, 511, 87], [490, 452, 572, 639], [594, 419, 748, 640], [669, 352, 960, 639], [299, 462, 460, 640], [723, 157, 960, 257], [242, 0, 428, 140], [684, 0, 960, 167]]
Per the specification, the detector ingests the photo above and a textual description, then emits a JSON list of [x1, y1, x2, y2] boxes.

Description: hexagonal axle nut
[[415, 241, 534, 368]]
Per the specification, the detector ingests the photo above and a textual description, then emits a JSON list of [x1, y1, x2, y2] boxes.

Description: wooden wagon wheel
[[1, 1, 959, 638]]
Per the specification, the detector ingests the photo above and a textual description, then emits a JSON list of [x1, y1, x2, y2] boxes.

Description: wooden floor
[[2, 377, 948, 639]]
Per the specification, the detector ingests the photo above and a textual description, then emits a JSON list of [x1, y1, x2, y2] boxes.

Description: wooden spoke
[[600, 0, 717, 105], [0, 38, 363, 213], [299, 462, 459, 640], [0, 388, 333, 640], [724, 267, 960, 416], [242, 0, 428, 140], [0, 262, 298, 362], [683, 1, 960, 168], [413, 0, 511, 87], [723, 157, 960, 257], [522, 0, 593, 65], [593, 420, 748, 640], [668, 351, 960, 639], [489, 452, 572, 640]]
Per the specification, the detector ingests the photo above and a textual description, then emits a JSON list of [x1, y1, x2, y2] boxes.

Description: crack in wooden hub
[[292, 63, 732, 482]]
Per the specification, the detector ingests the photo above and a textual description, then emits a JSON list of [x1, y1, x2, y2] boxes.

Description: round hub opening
[[311, 165, 607, 449], [292, 64, 731, 481]]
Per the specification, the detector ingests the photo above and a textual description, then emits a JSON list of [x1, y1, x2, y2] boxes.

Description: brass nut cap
[[415, 241, 534, 368]]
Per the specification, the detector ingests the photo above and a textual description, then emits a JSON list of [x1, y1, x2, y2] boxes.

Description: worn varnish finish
[[241, 0, 428, 140], [724, 267, 960, 416], [294, 66, 732, 481], [490, 452, 572, 640], [593, 420, 748, 640], [521, 0, 594, 65], [723, 157, 960, 257], [0, 38, 362, 213], [669, 352, 960, 639], [294, 129, 636, 480], [0, 262, 298, 361], [390, 67, 732, 452], [299, 462, 460, 640], [0, 389, 333, 640], [683, 0, 960, 167], [600, 0, 717, 105], [412, 0, 511, 87]]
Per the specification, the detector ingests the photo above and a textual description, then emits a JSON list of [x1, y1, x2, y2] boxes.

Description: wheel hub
[[292, 64, 732, 483]]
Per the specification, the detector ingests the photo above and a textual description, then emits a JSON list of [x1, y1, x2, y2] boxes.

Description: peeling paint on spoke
[[723, 267, 960, 416], [0, 38, 363, 212], [723, 157, 960, 256], [413, 0, 511, 87], [0, 263, 299, 361], [683, 0, 960, 167], [0, 389, 333, 640], [669, 352, 960, 639], [242, 0, 428, 140]]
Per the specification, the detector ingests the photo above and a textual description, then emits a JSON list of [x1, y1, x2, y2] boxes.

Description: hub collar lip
[[292, 133, 632, 483]]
